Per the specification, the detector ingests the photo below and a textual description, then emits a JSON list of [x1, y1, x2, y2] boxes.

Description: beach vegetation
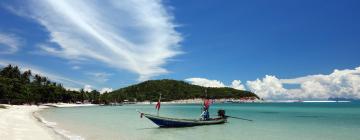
[[0, 64, 96, 105]]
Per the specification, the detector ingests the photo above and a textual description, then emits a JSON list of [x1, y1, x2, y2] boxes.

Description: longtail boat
[[139, 111, 227, 127], [139, 93, 228, 127]]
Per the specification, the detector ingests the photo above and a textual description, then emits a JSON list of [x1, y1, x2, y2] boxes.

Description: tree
[[0, 65, 88, 104], [89, 90, 100, 104]]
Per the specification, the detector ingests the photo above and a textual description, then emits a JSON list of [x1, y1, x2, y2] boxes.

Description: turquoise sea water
[[39, 103, 360, 140]]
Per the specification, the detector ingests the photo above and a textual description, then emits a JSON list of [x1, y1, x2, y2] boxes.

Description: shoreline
[[36, 103, 97, 140], [135, 98, 261, 104], [0, 104, 58, 140], [111, 99, 355, 105], [0, 103, 96, 140]]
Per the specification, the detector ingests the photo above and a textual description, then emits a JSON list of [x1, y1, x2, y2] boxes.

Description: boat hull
[[143, 113, 226, 127]]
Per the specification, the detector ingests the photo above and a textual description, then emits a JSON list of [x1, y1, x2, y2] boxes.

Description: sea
[[37, 102, 360, 140]]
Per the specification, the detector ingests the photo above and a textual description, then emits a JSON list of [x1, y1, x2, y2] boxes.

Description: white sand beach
[[43, 103, 96, 108], [0, 105, 57, 140], [0, 103, 96, 140]]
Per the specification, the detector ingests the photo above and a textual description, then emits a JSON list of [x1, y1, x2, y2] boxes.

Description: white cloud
[[99, 87, 113, 94], [65, 87, 80, 92], [0, 59, 88, 87], [83, 85, 93, 92], [0, 32, 22, 54], [187, 67, 360, 100], [12, 0, 182, 81], [185, 78, 226, 88], [231, 80, 246, 90], [68, 86, 112, 94], [246, 67, 360, 99], [246, 75, 287, 99], [185, 78, 246, 91]]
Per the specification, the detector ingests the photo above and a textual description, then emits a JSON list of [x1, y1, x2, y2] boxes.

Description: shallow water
[[39, 103, 360, 140]]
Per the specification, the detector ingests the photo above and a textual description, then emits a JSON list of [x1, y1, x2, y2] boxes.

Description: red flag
[[155, 101, 161, 110], [204, 99, 211, 109], [155, 94, 161, 112]]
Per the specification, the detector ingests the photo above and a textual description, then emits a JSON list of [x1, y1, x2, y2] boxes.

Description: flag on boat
[[155, 100, 160, 110], [155, 94, 161, 111], [204, 99, 211, 109]]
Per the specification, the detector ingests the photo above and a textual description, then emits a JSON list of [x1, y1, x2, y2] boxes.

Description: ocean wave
[[33, 112, 85, 140]]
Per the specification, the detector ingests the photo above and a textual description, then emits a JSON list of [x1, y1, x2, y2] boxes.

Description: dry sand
[[0, 103, 96, 140], [0, 105, 57, 140]]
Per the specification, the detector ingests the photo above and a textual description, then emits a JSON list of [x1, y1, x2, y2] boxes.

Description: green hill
[[104, 79, 259, 102]]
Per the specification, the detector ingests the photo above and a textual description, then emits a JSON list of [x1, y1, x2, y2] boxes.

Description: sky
[[0, 0, 360, 99]]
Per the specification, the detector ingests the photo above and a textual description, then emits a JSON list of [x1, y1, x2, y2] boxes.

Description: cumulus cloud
[[66, 85, 112, 93], [185, 78, 226, 88], [11, 0, 182, 81], [246, 75, 287, 99], [0, 32, 22, 54], [185, 78, 246, 90], [83, 85, 93, 92], [246, 67, 360, 99], [187, 67, 360, 100], [231, 80, 246, 90]]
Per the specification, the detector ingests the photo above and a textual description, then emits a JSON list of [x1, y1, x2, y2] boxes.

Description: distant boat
[[139, 111, 227, 127]]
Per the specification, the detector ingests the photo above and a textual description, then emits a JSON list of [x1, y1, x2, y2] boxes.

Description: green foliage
[[108, 79, 259, 102], [0, 64, 101, 105]]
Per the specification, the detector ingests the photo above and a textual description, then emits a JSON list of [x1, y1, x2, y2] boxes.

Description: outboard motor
[[217, 109, 226, 118]]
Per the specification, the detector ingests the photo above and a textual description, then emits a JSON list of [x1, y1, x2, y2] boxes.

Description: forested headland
[[104, 79, 259, 102]]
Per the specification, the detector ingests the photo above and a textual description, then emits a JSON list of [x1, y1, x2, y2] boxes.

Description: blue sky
[[166, 0, 360, 79], [1, 0, 360, 99]]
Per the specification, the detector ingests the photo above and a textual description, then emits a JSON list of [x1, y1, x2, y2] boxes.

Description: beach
[[0, 103, 95, 140], [0, 105, 57, 140]]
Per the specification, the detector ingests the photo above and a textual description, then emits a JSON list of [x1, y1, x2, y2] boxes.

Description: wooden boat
[[140, 112, 227, 127], [140, 94, 230, 127]]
